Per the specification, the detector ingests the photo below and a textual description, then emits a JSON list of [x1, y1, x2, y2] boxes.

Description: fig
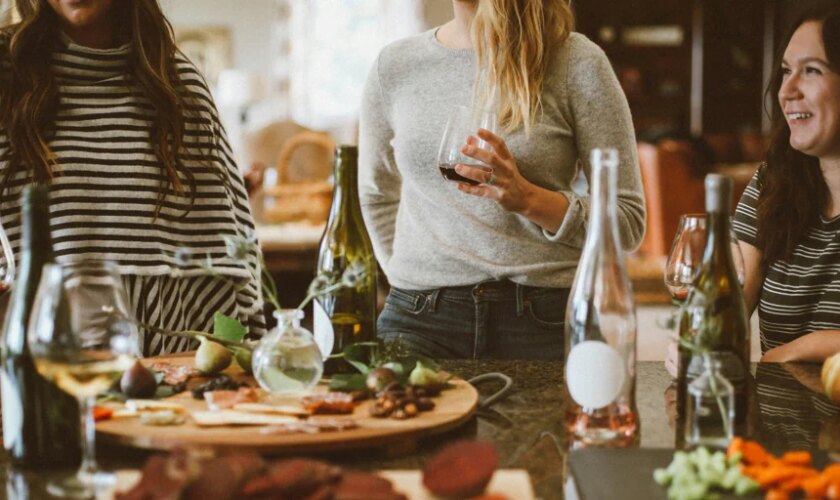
[[409, 361, 443, 388], [381, 361, 406, 379], [120, 360, 158, 398], [230, 346, 253, 374], [366, 367, 397, 392], [195, 337, 232, 375]]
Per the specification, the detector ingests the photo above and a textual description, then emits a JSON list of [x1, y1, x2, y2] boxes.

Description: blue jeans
[[377, 280, 569, 360]]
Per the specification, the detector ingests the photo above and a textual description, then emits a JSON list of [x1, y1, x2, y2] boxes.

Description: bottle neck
[[701, 210, 734, 276], [327, 148, 363, 227], [587, 158, 621, 251], [701, 174, 733, 269], [273, 309, 302, 330], [20, 190, 55, 271]]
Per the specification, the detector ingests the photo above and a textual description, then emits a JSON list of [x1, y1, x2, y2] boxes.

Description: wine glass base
[[47, 470, 115, 499]]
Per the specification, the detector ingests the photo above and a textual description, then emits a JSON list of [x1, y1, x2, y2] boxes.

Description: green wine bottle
[[313, 146, 377, 375], [1, 185, 81, 469], [677, 174, 751, 441]]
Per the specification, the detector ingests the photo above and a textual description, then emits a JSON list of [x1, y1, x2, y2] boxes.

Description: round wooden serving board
[[96, 354, 479, 455]]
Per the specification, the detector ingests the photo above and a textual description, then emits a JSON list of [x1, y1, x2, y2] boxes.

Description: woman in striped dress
[[0, 0, 265, 355], [733, 4, 840, 362]]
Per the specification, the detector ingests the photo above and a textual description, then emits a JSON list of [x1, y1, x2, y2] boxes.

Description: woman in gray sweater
[[359, 0, 645, 359]]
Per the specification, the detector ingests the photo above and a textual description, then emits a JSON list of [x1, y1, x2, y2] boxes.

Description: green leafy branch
[[150, 235, 372, 357], [678, 293, 732, 439]]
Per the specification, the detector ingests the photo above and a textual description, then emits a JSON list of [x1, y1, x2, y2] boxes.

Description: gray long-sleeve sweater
[[359, 30, 645, 290]]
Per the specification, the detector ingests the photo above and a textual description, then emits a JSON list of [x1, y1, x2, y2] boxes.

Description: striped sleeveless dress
[[0, 35, 266, 356], [733, 166, 840, 354]]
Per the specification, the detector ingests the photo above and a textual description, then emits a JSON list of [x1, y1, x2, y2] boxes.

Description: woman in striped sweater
[[732, 4, 840, 363], [0, 0, 265, 355]]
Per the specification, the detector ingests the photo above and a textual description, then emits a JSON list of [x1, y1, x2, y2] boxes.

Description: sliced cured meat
[[150, 362, 201, 386]]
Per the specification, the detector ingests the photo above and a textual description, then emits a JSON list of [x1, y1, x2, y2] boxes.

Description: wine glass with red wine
[[437, 105, 498, 185], [0, 216, 15, 295]]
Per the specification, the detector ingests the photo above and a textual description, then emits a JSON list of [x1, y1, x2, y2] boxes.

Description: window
[[287, 0, 424, 136]]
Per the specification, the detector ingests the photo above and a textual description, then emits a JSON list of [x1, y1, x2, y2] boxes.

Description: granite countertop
[[1, 361, 837, 500]]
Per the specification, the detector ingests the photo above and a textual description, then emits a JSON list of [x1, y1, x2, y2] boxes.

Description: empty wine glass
[[0, 215, 15, 294], [28, 260, 139, 498], [437, 105, 498, 185]]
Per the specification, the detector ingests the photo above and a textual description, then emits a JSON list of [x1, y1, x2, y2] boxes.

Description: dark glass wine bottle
[[677, 174, 750, 445], [1, 185, 81, 469], [313, 146, 377, 374]]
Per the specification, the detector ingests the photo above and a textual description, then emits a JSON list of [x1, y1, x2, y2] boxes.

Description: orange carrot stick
[[728, 436, 744, 459], [764, 488, 790, 500], [801, 474, 829, 499], [742, 441, 772, 466], [780, 451, 812, 467], [92, 406, 113, 422]]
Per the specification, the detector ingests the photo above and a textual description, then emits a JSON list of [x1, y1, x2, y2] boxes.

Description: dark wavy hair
[[758, 3, 840, 265], [0, 0, 196, 213]]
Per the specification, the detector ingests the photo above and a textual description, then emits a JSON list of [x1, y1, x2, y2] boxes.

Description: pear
[[120, 361, 157, 398], [195, 337, 233, 375]]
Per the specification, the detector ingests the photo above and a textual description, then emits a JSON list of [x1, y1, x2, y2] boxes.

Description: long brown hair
[[0, 0, 195, 210], [472, 0, 574, 134], [758, 3, 840, 265]]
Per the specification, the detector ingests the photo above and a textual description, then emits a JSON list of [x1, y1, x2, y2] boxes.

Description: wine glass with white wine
[[28, 260, 139, 498]]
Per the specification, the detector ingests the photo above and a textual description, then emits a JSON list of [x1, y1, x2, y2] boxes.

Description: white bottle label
[[565, 340, 625, 409], [313, 300, 335, 359], [1, 371, 22, 448]]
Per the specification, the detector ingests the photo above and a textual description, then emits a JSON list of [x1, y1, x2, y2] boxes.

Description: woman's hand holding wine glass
[[436, 105, 539, 214], [28, 260, 139, 498]]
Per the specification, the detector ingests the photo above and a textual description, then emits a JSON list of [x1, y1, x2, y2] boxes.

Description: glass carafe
[[253, 309, 323, 395], [686, 356, 734, 449], [564, 148, 638, 447]]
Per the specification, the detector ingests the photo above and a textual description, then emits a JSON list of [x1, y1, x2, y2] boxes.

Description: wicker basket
[[257, 131, 334, 225]]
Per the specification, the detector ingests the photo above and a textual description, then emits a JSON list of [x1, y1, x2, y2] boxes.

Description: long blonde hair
[[472, 0, 574, 134]]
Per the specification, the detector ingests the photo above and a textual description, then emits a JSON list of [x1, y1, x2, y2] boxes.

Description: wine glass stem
[[79, 396, 98, 479]]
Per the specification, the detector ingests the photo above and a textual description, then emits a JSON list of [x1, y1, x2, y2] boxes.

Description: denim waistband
[[393, 280, 568, 316]]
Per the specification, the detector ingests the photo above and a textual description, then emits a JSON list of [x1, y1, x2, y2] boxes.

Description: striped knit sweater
[[733, 166, 840, 354], [0, 34, 265, 356]]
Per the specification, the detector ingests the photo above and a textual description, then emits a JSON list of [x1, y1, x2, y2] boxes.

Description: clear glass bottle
[[686, 356, 734, 449], [252, 309, 323, 395], [564, 148, 638, 447]]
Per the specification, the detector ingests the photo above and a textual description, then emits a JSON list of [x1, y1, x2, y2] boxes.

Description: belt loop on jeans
[[426, 289, 441, 313], [515, 283, 525, 317]]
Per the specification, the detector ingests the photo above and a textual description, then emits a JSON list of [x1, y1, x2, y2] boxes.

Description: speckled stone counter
[[2, 361, 837, 500]]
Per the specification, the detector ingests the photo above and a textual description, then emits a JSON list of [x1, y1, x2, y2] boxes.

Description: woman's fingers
[[460, 143, 499, 169], [454, 163, 493, 185], [476, 128, 512, 160]]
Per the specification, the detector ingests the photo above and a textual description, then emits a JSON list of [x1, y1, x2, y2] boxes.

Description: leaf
[[342, 342, 379, 374], [213, 312, 246, 343], [328, 373, 368, 392]]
